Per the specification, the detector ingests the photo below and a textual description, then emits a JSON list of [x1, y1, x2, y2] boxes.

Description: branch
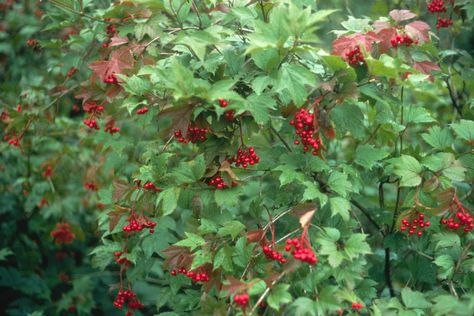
[[248, 272, 286, 316], [270, 126, 293, 152], [445, 78, 463, 117], [350, 199, 383, 234]]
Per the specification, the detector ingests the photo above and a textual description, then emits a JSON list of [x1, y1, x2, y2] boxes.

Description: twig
[[270, 126, 292, 152], [248, 272, 287, 316], [350, 199, 383, 234], [445, 78, 463, 117]]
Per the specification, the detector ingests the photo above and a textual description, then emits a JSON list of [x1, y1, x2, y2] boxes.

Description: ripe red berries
[[400, 212, 430, 237], [218, 98, 229, 108], [345, 46, 365, 66], [106, 24, 117, 35], [262, 246, 287, 264], [285, 238, 317, 265], [83, 119, 99, 130], [352, 302, 363, 310], [170, 267, 210, 283], [113, 290, 144, 314], [390, 34, 417, 47], [208, 176, 228, 189], [290, 109, 322, 155], [51, 222, 75, 245], [104, 120, 120, 134], [224, 110, 235, 121], [84, 182, 98, 191], [143, 181, 161, 192], [104, 74, 119, 84], [42, 164, 53, 177], [440, 196, 473, 232], [122, 214, 156, 234], [136, 107, 149, 115], [428, 0, 447, 13], [233, 293, 249, 307], [231, 147, 260, 168], [114, 251, 132, 266], [436, 17, 453, 28], [174, 125, 209, 144]]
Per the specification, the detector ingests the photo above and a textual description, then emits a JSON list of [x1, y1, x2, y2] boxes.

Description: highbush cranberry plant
[[1, 0, 474, 315]]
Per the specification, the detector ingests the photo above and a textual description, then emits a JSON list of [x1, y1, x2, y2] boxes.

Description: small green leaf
[[451, 119, 474, 142], [328, 171, 352, 197], [158, 188, 180, 216], [401, 288, 432, 309], [174, 232, 205, 251], [389, 155, 422, 187], [217, 221, 246, 240], [248, 279, 267, 296], [354, 144, 390, 170], [267, 284, 292, 310], [421, 126, 454, 150], [329, 197, 351, 221]]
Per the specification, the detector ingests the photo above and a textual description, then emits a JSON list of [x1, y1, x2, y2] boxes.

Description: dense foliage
[[1, 0, 474, 315]]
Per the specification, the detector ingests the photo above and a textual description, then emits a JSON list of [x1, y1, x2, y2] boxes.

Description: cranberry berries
[[170, 267, 210, 283], [390, 33, 417, 47], [231, 147, 260, 168], [428, 0, 447, 13], [262, 245, 287, 264], [290, 108, 322, 156], [174, 124, 208, 144], [400, 212, 431, 237], [113, 289, 144, 315], [440, 196, 473, 232], [233, 293, 249, 307], [345, 46, 365, 66], [51, 222, 75, 245], [285, 238, 317, 265]]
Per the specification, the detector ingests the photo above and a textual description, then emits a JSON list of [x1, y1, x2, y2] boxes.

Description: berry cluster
[[170, 267, 210, 283], [352, 302, 364, 310], [233, 293, 249, 307], [289, 108, 322, 155], [83, 118, 99, 130], [262, 245, 287, 264], [174, 125, 209, 144], [113, 290, 144, 315], [42, 164, 53, 177], [136, 107, 148, 115], [440, 196, 473, 232], [51, 222, 75, 245], [390, 34, 417, 47], [400, 212, 430, 236], [231, 147, 260, 168], [224, 110, 235, 121], [104, 74, 119, 85], [83, 101, 104, 113], [143, 181, 161, 192], [4, 134, 20, 147], [106, 24, 117, 35], [208, 175, 237, 189], [218, 98, 229, 108], [27, 38, 38, 47], [285, 238, 317, 265], [84, 182, 98, 191], [436, 17, 453, 28], [122, 214, 156, 234], [114, 251, 132, 266], [345, 46, 366, 66], [428, 0, 447, 13], [104, 120, 120, 134]]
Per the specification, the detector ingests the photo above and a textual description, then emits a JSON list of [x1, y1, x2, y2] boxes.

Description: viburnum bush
[[1, 0, 474, 315]]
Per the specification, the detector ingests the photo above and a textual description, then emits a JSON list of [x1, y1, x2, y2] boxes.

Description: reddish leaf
[[389, 9, 416, 22], [89, 46, 134, 80], [332, 32, 379, 57], [221, 275, 245, 295], [158, 105, 193, 137], [373, 20, 392, 32], [109, 35, 129, 47], [162, 246, 193, 269], [246, 229, 265, 243], [376, 27, 398, 54], [405, 21, 430, 42], [108, 205, 130, 232], [413, 61, 440, 74], [112, 179, 134, 202]]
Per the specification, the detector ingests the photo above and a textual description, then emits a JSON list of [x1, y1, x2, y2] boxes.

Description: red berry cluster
[[390, 33, 417, 47], [83, 118, 99, 130], [113, 290, 144, 314], [345, 46, 366, 66], [51, 222, 75, 245], [289, 109, 322, 156], [106, 24, 117, 35], [400, 212, 430, 236], [436, 17, 453, 28], [104, 74, 119, 85], [262, 245, 287, 264], [84, 182, 98, 191], [143, 181, 161, 192], [114, 251, 132, 266], [38, 197, 48, 208], [42, 164, 53, 177], [136, 107, 148, 115], [122, 214, 156, 234], [170, 267, 210, 283], [231, 147, 260, 168], [83, 101, 104, 114], [440, 196, 473, 232], [104, 120, 120, 134], [233, 293, 249, 307], [224, 110, 235, 121], [208, 176, 237, 189], [218, 98, 229, 108], [27, 38, 38, 47], [352, 302, 364, 310], [3, 134, 20, 147], [285, 238, 317, 265], [428, 0, 446, 13], [174, 125, 209, 144]]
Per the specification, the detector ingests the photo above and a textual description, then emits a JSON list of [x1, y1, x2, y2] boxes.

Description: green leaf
[[389, 155, 422, 187], [275, 165, 305, 186], [344, 233, 371, 259], [354, 144, 390, 170], [248, 279, 267, 296], [215, 188, 240, 207], [451, 119, 474, 142], [213, 246, 234, 271], [330, 102, 365, 140], [175, 30, 217, 61], [267, 284, 292, 310], [244, 93, 277, 125], [401, 288, 432, 309], [158, 187, 180, 216], [303, 181, 328, 205], [434, 255, 454, 279], [0, 248, 13, 261], [198, 218, 218, 234], [366, 59, 399, 78], [421, 126, 454, 150], [121, 75, 151, 95], [217, 221, 246, 240], [405, 106, 435, 124], [276, 63, 317, 106], [190, 250, 212, 270], [174, 232, 205, 251], [329, 197, 351, 221], [327, 171, 352, 197], [288, 297, 317, 316]]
